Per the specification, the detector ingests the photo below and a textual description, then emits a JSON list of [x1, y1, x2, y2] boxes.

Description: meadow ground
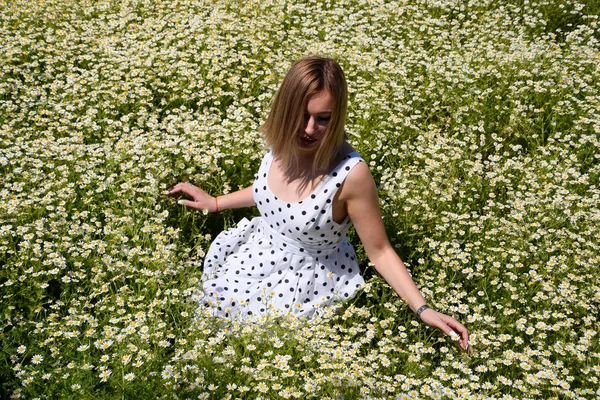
[[1, 0, 599, 398]]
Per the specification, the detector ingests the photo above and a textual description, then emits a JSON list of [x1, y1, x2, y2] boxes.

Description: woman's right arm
[[167, 182, 255, 212]]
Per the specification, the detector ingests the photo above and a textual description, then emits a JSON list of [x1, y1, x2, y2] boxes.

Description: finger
[[177, 199, 198, 209], [167, 183, 183, 194], [438, 323, 459, 341], [425, 315, 456, 338], [177, 199, 207, 212], [447, 320, 469, 348], [442, 317, 470, 349], [466, 343, 473, 355], [167, 182, 193, 195], [420, 311, 454, 336], [426, 316, 462, 345]]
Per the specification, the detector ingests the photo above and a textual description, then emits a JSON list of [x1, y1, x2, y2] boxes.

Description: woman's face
[[298, 90, 333, 151]]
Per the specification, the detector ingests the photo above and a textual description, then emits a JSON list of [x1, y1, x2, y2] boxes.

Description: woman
[[168, 56, 470, 350]]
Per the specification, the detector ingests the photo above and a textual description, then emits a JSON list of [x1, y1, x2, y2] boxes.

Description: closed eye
[[304, 114, 331, 127]]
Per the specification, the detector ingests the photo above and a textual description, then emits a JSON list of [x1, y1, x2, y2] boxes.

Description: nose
[[305, 116, 316, 135]]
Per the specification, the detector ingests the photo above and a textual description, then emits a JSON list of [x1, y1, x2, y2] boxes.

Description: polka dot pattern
[[200, 150, 365, 320]]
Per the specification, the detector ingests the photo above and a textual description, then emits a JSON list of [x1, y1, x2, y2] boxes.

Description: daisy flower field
[[1, 0, 599, 398]]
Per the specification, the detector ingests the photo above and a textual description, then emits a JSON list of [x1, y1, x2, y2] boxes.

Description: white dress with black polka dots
[[200, 150, 365, 320]]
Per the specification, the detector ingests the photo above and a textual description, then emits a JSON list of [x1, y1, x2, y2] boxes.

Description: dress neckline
[[265, 151, 359, 204]]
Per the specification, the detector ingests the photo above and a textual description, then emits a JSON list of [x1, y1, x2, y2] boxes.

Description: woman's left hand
[[419, 308, 471, 352]]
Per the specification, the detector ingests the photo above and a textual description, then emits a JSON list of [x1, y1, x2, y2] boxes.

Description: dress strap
[[257, 149, 363, 193], [321, 151, 364, 196], [255, 150, 273, 182]]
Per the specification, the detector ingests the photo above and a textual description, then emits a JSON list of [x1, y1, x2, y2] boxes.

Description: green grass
[[1, 0, 599, 398]]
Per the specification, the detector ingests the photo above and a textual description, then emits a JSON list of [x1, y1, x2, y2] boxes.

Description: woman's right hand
[[166, 182, 217, 212]]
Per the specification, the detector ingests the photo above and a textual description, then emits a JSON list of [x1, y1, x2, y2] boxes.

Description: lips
[[299, 136, 317, 147]]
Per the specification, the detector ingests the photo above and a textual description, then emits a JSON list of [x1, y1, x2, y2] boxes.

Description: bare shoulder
[[337, 158, 375, 202], [346, 160, 373, 188]]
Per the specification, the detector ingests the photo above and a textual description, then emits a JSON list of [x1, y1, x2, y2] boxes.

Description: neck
[[276, 141, 349, 182]]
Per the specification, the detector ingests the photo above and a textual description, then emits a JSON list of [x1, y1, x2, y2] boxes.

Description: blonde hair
[[261, 56, 348, 180]]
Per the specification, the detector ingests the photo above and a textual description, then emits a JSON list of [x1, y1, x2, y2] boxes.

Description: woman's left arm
[[342, 162, 470, 350]]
